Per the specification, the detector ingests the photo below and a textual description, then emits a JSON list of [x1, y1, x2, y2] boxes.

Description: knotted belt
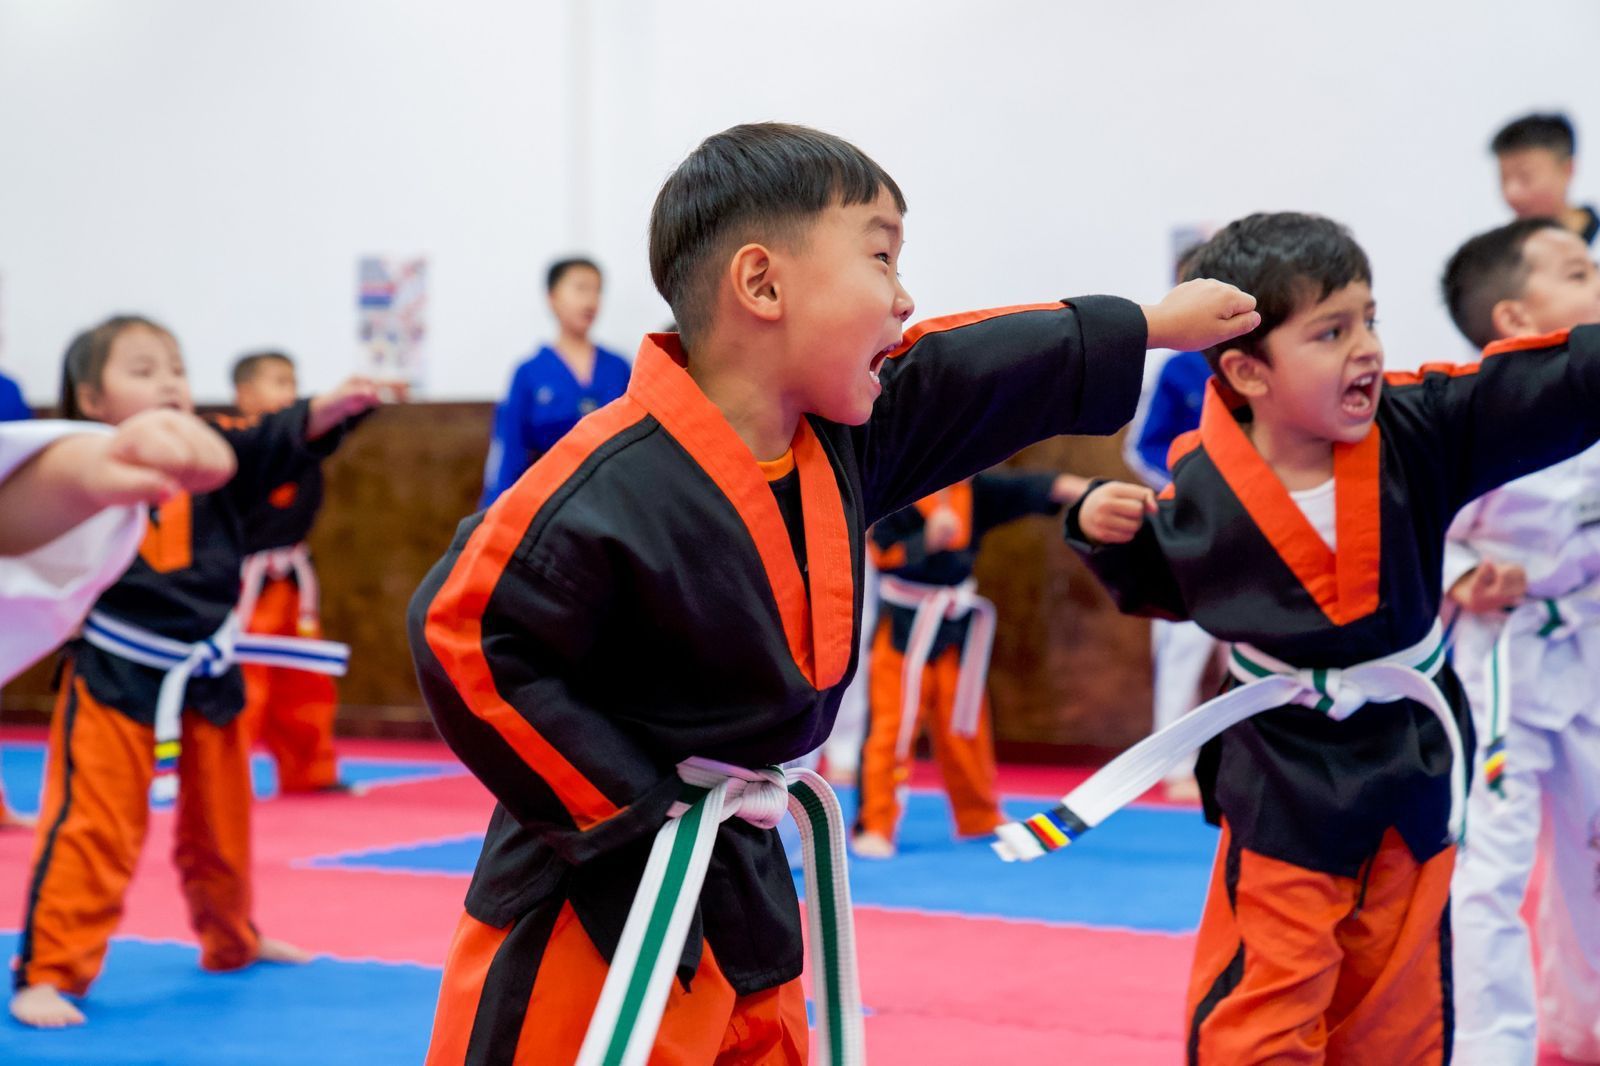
[[81, 609, 349, 800], [878, 574, 996, 758], [993, 620, 1463, 861], [238, 543, 321, 637], [576, 757, 864, 1066]]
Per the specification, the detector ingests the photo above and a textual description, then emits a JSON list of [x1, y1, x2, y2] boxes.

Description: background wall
[[2, 0, 1597, 404]]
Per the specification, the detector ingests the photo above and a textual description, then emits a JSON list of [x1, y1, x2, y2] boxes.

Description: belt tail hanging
[[574, 780, 730, 1066], [950, 597, 996, 739], [786, 768, 865, 1066]]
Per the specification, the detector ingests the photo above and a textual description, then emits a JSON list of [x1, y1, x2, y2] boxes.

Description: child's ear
[[1217, 348, 1268, 398], [1488, 298, 1533, 343], [75, 382, 106, 421], [727, 243, 782, 323]]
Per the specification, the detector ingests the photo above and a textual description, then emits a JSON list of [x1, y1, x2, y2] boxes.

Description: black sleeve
[[1387, 325, 1600, 511], [1063, 480, 1189, 620], [853, 296, 1148, 525], [868, 505, 932, 570], [972, 471, 1061, 537], [218, 400, 358, 508]]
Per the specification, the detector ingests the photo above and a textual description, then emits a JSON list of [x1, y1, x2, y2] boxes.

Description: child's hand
[[1141, 279, 1261, 352], [1049, 473, 1091, 506], [1448, 560, 1527, 614], [1079, 481, 1157, 544], [924, 507, 962, 552], [93, 409, 236, 505], [307, 376, 407, 438]]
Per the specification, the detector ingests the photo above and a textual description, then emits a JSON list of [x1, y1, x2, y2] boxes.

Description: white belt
[[878, 574, 996, 758], [576, 757, 863, 1066], [81, 609, 350, 800], [994, 620, 1463, 861], [1481, 589, 1600, 795], [238, 544, 320, 635]]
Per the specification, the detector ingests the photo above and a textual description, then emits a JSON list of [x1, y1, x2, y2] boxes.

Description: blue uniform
[[480, 345, 630, 507], [0, 371, 31, 422], [1131, 350, 1208, 482]]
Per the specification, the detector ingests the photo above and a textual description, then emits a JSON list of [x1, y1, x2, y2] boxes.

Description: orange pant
[[240, 576, 339, 793], [426, 903, 808, 1065], [14, 668, 258, 995], [1185, 822, 1455, 1064], [856, 620, 1002, 841]]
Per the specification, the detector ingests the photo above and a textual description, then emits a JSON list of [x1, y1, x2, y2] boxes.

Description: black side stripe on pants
[[1439, 898, 1454, 1065], [464, 899, 565, 1066], [1187, 831, 1245, 1066], [15, 674, 81, 990]]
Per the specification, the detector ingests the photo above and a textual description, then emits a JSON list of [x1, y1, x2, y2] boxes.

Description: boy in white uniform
[[1443, 216, 1600, 1065]]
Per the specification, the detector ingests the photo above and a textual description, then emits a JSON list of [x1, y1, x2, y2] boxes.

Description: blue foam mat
[[0, 744, 460, 816], [0, 934, 437, 1065], [302, 787, 1219, 932]]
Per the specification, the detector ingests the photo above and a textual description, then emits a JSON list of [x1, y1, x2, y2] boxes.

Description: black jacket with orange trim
[[407, 296, 1148, 995], [243, 463, 325, 555], [1066, 325, 1600, 877], [871, 471, 1062, 657], [70, 400, 352, 726]]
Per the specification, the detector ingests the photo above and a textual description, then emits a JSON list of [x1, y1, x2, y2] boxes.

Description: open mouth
[[868, 343, 897, 386], [1341, 372, 1378, 417]]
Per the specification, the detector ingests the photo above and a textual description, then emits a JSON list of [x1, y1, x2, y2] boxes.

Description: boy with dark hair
[[408, 121, 1257, 1063], [231, 351, 352, 795], [1440, 217, 1600, 1066], [1034, 211, 1600, 1063], [1492, 111, 1599, 246]]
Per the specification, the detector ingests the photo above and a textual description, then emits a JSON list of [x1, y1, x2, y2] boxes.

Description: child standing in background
[[10, 315, 387, 1029]]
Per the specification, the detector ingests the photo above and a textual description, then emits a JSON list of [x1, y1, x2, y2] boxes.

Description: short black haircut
[[649, 122, 907, 346], [1182, 213, 1372, 375], [1441, 217, 1568, 349], [59, 315, 175, 420], [1491, 113, 1576, 159], [547, 257, 601, 293], [232, 350, 295, 388]]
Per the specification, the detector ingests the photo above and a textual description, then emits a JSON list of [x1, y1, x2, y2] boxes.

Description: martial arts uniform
[[1446, 443, 1600, 1065], [480, 344, 632, 507], [1066, 325, 1600, 1064], [0, 421, 146, 823], [237, 462, 341, 793], [12, 402, 352, 998], [855, 472, 1064, 844], [1123, 349, 1217, 774], [409, 297, 1150, 1063]]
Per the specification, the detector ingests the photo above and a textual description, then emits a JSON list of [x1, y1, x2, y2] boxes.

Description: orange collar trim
[[629, 335, 855, 689], [1197, 381, 1381, 626]]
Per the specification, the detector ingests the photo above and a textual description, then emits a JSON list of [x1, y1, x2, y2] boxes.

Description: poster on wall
[[357, 255, 427, 391]]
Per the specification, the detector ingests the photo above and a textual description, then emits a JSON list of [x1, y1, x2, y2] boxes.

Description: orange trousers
[[426, 903, 808, 1065], [856, 620, 1003, 841], [240, 575, 339, 793], [13, 668, 258, 995], [1185, 822, 1455, 1065]]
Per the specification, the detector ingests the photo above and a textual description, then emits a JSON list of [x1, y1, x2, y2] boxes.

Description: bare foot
[[1163, 773, 1202, 804], [9, 984, 86, 1028], [0, 809, 37, 832], [256, 937, 312, 965], [851, 831, 897, 859]]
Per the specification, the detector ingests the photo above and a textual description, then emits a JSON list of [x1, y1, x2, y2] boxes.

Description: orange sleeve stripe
[[887, 303, 1067, 360], [1383, 362, 1480, 387], [424, 397, 648, 830]]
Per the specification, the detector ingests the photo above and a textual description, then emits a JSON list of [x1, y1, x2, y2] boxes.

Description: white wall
[[1, 0, 1597, 404]]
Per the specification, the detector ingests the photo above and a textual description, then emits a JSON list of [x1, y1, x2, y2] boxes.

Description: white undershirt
[[1289, 478, 1337, 550]]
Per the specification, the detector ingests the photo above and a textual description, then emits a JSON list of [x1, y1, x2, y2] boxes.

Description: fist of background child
[[95, 409, 236, 505], [1142, 279, 1261, 352], [1448, 560, 1528, 614], [1079, 481, 1158, 545]]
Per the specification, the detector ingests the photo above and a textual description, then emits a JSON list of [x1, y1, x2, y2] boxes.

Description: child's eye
[[875, 253, 891, 265], [1366, 317, 1379, 331], [1318, 327, 1343, 342]]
